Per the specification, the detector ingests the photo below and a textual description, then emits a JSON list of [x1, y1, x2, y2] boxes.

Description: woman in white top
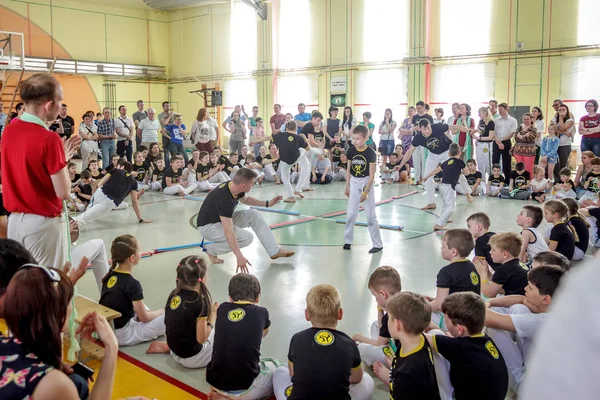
[[552, 104, 575, 181], [78, 112, 99, 170], [341, 106, 357, 149], [191, 108, 213, 154], [433, 108, 445, 124], [531, 106, 545, 165], [378, 108, 396, 165]]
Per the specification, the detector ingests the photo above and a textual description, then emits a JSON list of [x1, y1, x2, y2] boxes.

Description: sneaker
[[368, 247, 383, 254], [343, 244, 351, 250]]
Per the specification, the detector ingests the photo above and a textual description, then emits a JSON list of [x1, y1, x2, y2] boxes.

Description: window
[[230, 2, 257, 73], [354, 68, 408, 140], [431, 63, 496, 121], [362, 0, 410, 62], [275, 75, 319, 116], [439, 0, 492, 56], [578, 0, 600, 46], [276, 0, 310, 69]]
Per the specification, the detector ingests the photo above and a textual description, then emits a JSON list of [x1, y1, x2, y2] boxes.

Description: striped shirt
[[138, 118, 160, 143]]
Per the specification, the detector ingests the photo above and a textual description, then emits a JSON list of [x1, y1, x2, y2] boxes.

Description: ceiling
[[142, 0, 231, 10]]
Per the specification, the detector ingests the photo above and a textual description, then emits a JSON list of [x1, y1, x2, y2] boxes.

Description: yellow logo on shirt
[[351, 155, 368, 175], [285, 385, 293, 397], [470, 271, 479, 286], [170, 295, 182, 310], [314, 330, 335, 346], [448, 159, 454, 165], [287, 135, 294, 142], [218, 183, 227, 189], [107, 276, 117, 289], [227, 308, 246, 322], [485, 341, 500, 359], [383, 346, 393, 357]]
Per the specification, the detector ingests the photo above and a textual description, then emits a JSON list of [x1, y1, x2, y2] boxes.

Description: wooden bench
[[68, 295, 121, 361]]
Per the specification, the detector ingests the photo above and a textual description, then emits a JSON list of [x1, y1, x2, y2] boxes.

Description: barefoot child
[[499, 162, 532, 200], [530, 166, 551, 202], [463, 159, 483, 195], [272, 285, 375, 400], [147, 256, 217, 368], [381, 152, 408, 184], [343, 125, 382, 253], [184, 151, 217, 194], [208, 153, 230, 184], [516, 205, 549, 264], [99, 234, 165, 346], [162, 157, 187, 196], [420, 143, 473, 231]]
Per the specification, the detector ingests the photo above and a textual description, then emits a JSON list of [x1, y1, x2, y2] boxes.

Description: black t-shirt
[[165, 289, 208, 359], [491, 259, 529, 295], [390, 335, 440, 400], [70, 173, 80, 184], [569, 216, 589, 253], [286, 328, 361, 400], [101, 169, 138, 206], [196, 182, 245, 227], [379, 313, 391, 338], [196, 163, 211, 179], [436, 260, 481, 295], [133, 162, 149, 183], [337, 160, 349, 171], [206, 302, 271, 391], [549, 222, 575, 260], [510, 170, 530, 189], [99, 270, 143, 329], [264, 154, 280, 171], [586, 171, 600, 192], [465, 171, 483, 186], [161, 167, 182, 190], [475, 232, 502, 271], [411, 113, 434, 130], [50, 114, 75, 139], [88, 168, 105, 180], [270, 132, 306, 164], [434, 334, 508, 400], [152, 166, 166, 183], [440, 158, 465, 189], [255, 155, 264, 164], [478, 119, 495, 138], [488, 174, 505, 187], [386, 162, 406, 172], [331, 146, 342, 163], [76, 183, 92, 202], [590, 208, 600, 240], [347, 146, 376, 178], [411, 124, 452, 155]]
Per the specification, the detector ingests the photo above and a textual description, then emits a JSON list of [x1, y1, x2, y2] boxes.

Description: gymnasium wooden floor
[[72, 179, 581, 399]]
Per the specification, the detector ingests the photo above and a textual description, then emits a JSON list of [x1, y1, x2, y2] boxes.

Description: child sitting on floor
[[311, 151, 333, 185], [544, 200, 576, 260], [499, 162, 532, 200], [467, 212, 502, 271], [244, 153, 265, 185], [580, 206, 600, 249], [162, 157, 188, 196], [426, 292, 509, 400], [562, 198, 589, 261], [272, 284, 374, 400], [333, 152, 348, 181], [381, 152, 408, 184], [551, 168, 576, 199], [428, 229, 480, 331], [70, 170, 93, 212], [578, 157, 600, 204], [516, 205, 549, 264], [207, 274, 282, 400], [486, 164, 505, 197], [484, 266, 564, 391], [353, 266, 402, 367], [463, 159, 483, 196], [475, 232, 529, 298], [146, 256, 217, 369], [150, 156, 166, 191], [99, 234, 165, 346], [530, 165, 551, 203]]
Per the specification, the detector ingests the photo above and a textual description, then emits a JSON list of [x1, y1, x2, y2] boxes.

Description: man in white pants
[[2, 74, 81, 268], [196, 168, 295, 272], [251, 120, 311, 203], [73, 160, 152, 226], [397, 119, 472, 210]]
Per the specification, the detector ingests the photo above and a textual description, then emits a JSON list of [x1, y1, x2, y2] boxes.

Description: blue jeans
[[100, 139, 116, 169], [168, 141, 188, 164], [378, 139, 395, 156], [581, 137, 600, 157]]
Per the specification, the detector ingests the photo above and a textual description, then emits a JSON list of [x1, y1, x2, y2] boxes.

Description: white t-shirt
[[115, 116, 134, 142], [207, 117, 218, 141], [510, 311, 547, 362], [531, 177, 549, 192], [534, 119, 545, 146], [138, 118, 160, 143], [192, 120, 210, 144], [552, 116, 575, 146]]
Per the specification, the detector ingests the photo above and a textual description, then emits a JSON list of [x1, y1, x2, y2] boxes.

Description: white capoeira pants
[[209, 172, 231, 184], [264, 163, 282, 182], [476, 141, 493, 181], [198, 209, 280, 257], [72, 189, 128, 225], [71, 239, 110, 293], [214, 358, 283, 400], [437, 183, 458, 226], [333, 168, 347, 181], [272, 365, 374, 400], [297, 147, 321, 190], [115, 313, 166, 346], [345, 176, 382, 248], [382, 171, 401, 182], [357, 321, 393, 366], [8, 212, 68, 269], [412, 146, 427, 182], [424, 151, 449, 204], [184, 180, 214, 194], [163, 184, 185, 195], [280, 148, 310, 197], [428, 329, 457, 400], [171, 329, 215, 369]]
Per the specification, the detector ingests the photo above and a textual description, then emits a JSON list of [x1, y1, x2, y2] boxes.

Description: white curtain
[[275, 75, 319, 116], [440, 0, 492, 57], [362, 0, 410, 62]]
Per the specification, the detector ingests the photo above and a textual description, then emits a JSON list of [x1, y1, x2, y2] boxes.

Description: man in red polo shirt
[[1, 74, 80, 267]]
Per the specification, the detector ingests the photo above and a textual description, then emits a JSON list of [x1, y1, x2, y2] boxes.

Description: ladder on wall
[[0, 32, 26, 117]]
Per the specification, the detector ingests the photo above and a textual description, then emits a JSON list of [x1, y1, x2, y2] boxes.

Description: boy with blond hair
[[466, 212, 501, 271], [272, 284, 374, 400], [475, 232, 529, 298], [352, 266, 402, 366]]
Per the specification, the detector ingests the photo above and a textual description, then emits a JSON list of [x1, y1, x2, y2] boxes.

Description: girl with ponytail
[[99, 234, 165, 346], [543, 200, 577, 260], [146, 256, 218, 369], [561, 198, 590, 261]]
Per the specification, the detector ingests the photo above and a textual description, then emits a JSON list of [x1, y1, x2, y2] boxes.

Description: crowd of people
[[0, 72, 599, 400]]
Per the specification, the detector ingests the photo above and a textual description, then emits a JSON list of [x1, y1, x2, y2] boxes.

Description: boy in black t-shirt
[[272, 284, 374, 400], [184, 151, 216, 194], [162, 157, 187, 196], [467, 212, 502, 271], [427, 229, 480, 331], [420, 144, 473, 231], [475, 232, 528, 298], [426, 292, 508, 400], [69, 170, 93, 212], [463, 159, 483, 195], [379, 292, 441, 400], [353, 266, 402, 368], [333, 152, 348, 181], [486, 163, 505, 197], [207, 274, 283, 399], [150, 157, 166, 191], [499, 162, 532, 200], [87, 159, 105, 180], [343, 125, 382, 253], [381, 152, 408, 184], [131, 151, 150, 193], [579, 157, 600, 203]]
